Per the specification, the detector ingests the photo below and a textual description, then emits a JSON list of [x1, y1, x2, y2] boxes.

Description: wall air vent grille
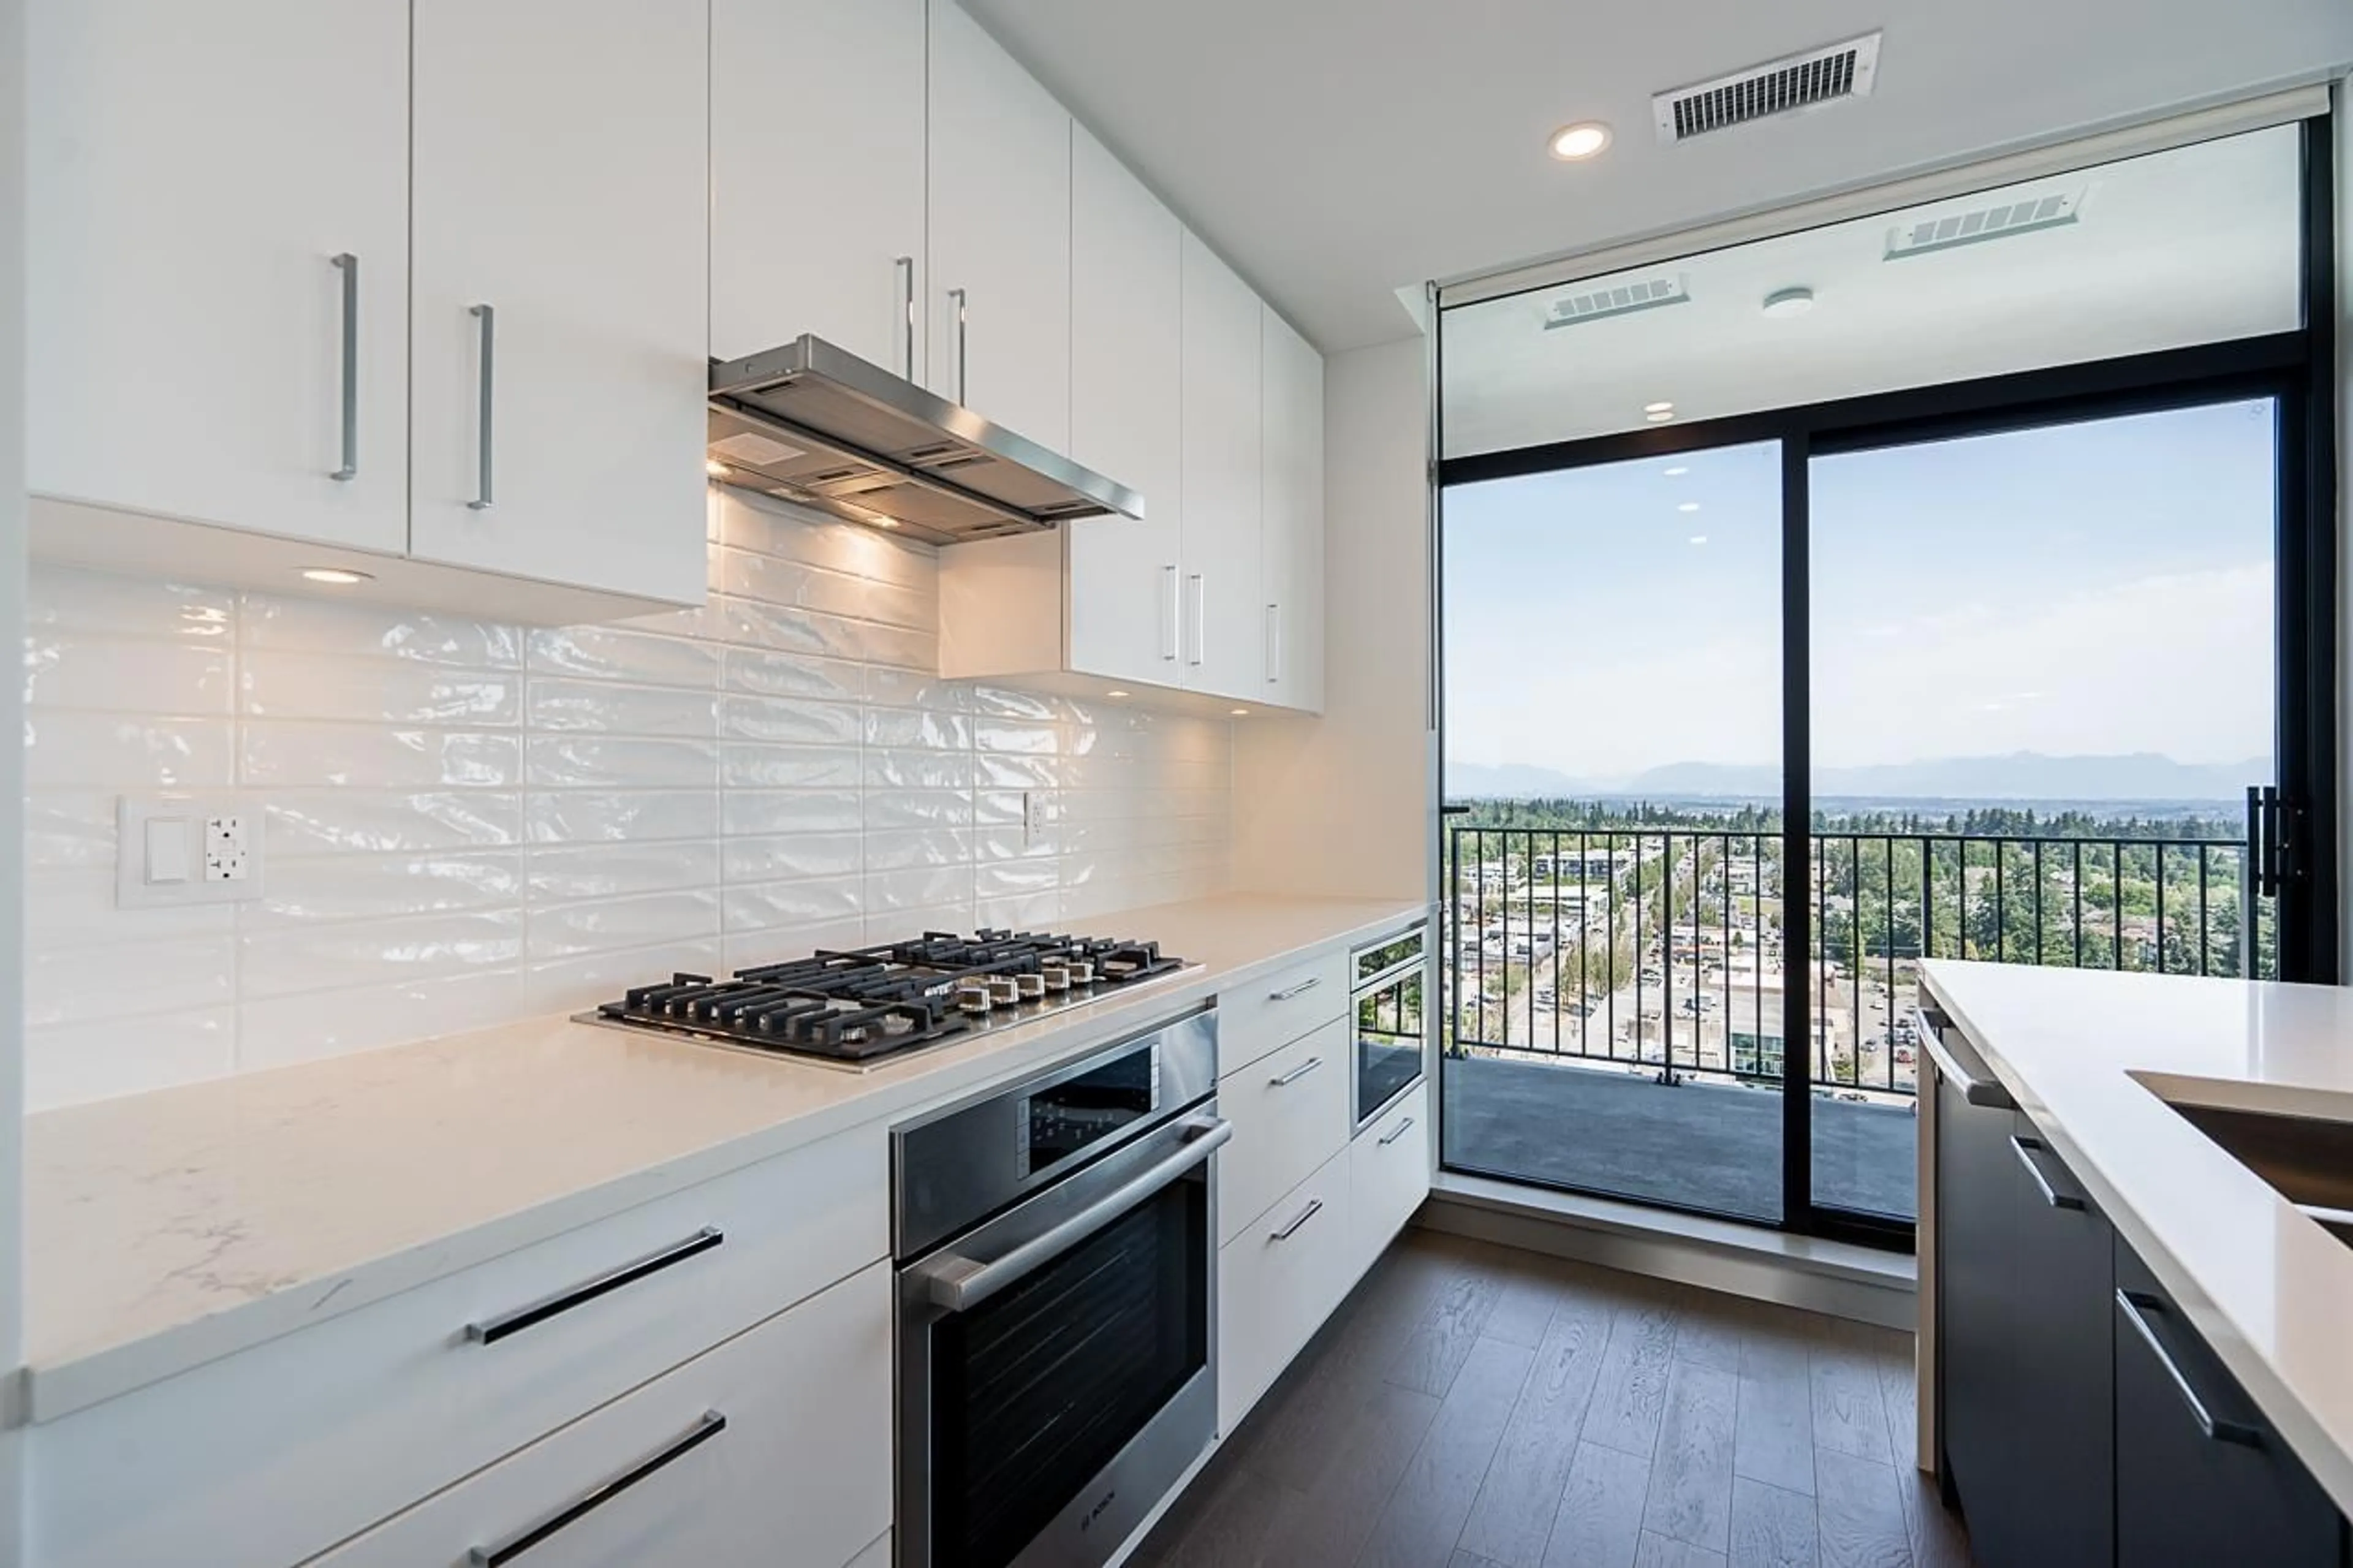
[[1542, 274, 1691, 330], [1654, 33, 1881, 142], [1884, 189, 2085, 259]]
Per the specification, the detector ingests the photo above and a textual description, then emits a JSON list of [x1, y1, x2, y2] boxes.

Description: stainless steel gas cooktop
[[577, 930, 1193, 1071]]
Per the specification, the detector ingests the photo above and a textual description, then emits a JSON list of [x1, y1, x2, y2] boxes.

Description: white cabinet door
[[313, 1262, 893, 1568], [926, 0, 1072, 449], [26, 0, 410, 555], [1179, 232, 1264, 700], [711, 0, 926, 373], [409, 0, 709, 607], [1067, 124, 1183, 688], [1260, 307, 1326, 712], [1218, 1146, 1352, 1431]]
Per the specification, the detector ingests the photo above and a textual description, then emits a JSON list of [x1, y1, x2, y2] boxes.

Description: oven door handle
[[919, 1116, 1232, 1313]]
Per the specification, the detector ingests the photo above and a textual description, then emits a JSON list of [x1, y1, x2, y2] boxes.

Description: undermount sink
[[2167, 1099, 2353, 1246]]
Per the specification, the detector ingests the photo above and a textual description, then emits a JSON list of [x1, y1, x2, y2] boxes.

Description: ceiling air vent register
[[1543, 273, 1691, 330], [1653, 32, 1882, 143], [1883, 189, 2085, 260]]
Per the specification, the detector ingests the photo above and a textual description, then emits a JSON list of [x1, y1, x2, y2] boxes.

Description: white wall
[[3, 0, 28, 1536], [23, 490, 1233, 1111], [1232, 337, 1428, 901]]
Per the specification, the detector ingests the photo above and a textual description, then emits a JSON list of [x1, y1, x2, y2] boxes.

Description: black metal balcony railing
[[1444, 824, 2268, 1099]]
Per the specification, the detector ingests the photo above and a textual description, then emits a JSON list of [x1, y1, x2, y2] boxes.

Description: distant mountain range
[[1447, 752, 2273, 804]]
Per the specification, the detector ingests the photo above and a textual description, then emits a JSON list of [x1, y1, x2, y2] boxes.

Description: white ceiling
[[964, 0, 2352, 352], [1442, 125, 2306, 456]]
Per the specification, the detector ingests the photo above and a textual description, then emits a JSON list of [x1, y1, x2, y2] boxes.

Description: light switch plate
[[117, 795, 265, 907]]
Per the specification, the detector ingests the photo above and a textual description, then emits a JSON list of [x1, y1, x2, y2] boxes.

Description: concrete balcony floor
[[1440, 1050, 1917, 1222]]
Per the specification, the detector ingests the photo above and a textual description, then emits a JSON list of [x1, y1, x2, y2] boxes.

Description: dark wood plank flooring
[[1133, 1230, 1972, 1568]]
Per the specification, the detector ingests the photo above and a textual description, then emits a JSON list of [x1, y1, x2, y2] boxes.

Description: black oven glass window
[[1357, 970, 1423, 1119], [1024, 1047, 1158, 1175], [932, 1177, 1208, 1568]]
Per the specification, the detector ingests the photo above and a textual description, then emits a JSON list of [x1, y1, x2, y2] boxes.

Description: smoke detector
[[1653, 33, 1882, 143]]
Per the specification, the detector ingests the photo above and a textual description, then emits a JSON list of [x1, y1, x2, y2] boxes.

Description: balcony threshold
[[1420, 1171, 1916, 1330]]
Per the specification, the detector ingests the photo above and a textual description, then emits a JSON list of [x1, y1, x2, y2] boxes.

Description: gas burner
[[580, 928, 1194, 1070]]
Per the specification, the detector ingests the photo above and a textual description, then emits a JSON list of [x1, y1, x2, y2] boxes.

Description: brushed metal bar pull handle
[[1188, 574, 1205, 666], [465, 1227, 722, 1344], [1268, 1055, 1324, 1088], [2116, 1289, 2263, 1447], [1379, 1115, 1417, 1146], [922, 1117, 1232, 1312], [469, 1411, 727, 1565], [1267, 975, 1322, 1002], [467, 303, 496, 510], [1270, 1196, 1324, 1241], [1916, 1007, 2013, 1108], [2011, 1135, 2085, 1211], [1160, 564, 1181, 661], [330, 252, 359, 480], [947, 287, 968, 404], [895, 255, 916, 381], [1265, 603, 1281, 684]]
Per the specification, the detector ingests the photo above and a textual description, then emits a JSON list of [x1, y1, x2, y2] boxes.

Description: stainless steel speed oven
[[894, 1009, 1226, 1568], [1351, 924, 1427, 1131]]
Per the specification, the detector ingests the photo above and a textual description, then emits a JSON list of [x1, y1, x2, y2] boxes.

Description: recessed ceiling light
[[300, 567, 373, 585], [1762, 286, 1816, 319], [1643, 401, 1675, 415], [1230, 708, 1250, 717], [1548, 121, 1613, 161], [870, 517, 899, 529], [1644, 411, 1675, 424], [1664, 466, 1689, 477], [1107, 689, 1130, 699], [1678, 502, 1701, 513], [705, 458, 730, 479]]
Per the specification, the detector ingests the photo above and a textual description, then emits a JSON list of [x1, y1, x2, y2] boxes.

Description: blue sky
[[1444, 399, 2276, 779]]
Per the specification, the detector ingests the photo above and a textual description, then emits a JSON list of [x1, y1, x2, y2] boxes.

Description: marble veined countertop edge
[[26, 892, 1428, 1423]]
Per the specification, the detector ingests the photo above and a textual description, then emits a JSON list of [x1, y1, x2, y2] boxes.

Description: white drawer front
[[313, 1260, 893, 1568], [1215, 949, 1347, 1076], [1216, 1017, 1351, 1246], [31, 1125, 887, 1568], [1350, 1083, 1430, 1274], [1216, 1145, 1351, 1432]]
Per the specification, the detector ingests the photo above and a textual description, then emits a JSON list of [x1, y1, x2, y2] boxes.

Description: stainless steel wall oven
[[894, 1008, 1226, 1568]]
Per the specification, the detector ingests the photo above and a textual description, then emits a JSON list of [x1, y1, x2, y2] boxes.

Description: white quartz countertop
[[25, 893, 1428, 1423], [1919, 959, 2353, 1517]]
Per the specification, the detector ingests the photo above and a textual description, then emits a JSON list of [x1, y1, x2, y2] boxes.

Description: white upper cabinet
[[1067, 124, 1184, 688], [26, 0, 411, 555], [711, 0, 926, 373], [408, 0, 710, 607], [1180, 232, 1264, 702], [1260, 308, 1326, 712], [925, 0, 1072, 449]]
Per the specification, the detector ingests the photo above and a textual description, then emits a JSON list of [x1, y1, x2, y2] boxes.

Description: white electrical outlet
[[1022, 790, 1049, 847], [205, 814, 249, 882], [117, 796, 265, 907]]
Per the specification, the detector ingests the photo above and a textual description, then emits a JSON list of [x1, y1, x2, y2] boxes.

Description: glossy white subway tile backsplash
[[22, 490, 1232, 1110]]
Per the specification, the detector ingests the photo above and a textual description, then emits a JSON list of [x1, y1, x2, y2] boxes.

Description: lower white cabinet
[[1351, 1084, 1431, 1267], [27, 1125, 885, 1568], [1218, 1145, 1353, 1431], [1217, 1018, 1351, 1247], [313, 1261, 892, 1568]]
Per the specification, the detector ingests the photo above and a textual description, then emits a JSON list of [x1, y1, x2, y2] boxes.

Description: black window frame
[[1431, 115, 2338, 1252]]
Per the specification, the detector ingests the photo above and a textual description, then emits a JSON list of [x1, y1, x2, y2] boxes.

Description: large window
[[1433, 119, 2334, 1246]]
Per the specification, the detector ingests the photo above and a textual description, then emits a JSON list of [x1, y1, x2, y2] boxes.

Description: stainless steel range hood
[[707, 336, 1143, 546]]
